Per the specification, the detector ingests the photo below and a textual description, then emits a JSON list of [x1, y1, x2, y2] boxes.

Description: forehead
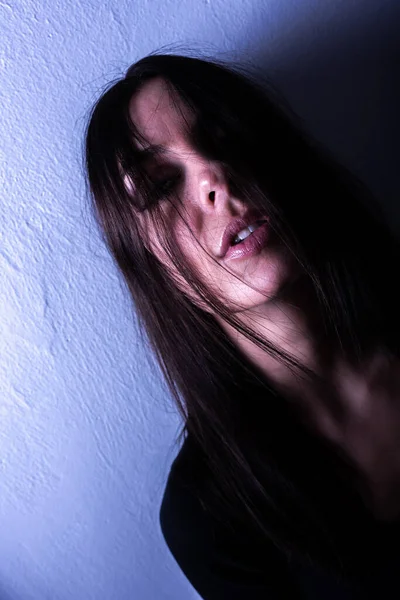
[[128, 77, 195, 150]]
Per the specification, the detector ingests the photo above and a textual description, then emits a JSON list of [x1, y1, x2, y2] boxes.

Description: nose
[[198, 165, 231, 212]]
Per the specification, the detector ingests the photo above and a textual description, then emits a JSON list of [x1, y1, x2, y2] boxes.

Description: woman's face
[[128, 77, 297, 314]]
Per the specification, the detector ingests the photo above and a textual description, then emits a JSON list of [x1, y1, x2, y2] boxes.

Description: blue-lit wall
[[0, 1, 399, 598]]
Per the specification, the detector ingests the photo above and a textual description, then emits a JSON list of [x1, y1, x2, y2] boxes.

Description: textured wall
[[1, 1, 399, 599]]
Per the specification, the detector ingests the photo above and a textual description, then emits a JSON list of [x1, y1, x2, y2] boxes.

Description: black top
[[159, 435, 400, 600]]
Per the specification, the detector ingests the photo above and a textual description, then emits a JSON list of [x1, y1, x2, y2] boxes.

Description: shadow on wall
[[251, 1, 400, 234]]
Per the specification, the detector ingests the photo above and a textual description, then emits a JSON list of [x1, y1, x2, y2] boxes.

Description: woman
[[84, 50, 400, 598]]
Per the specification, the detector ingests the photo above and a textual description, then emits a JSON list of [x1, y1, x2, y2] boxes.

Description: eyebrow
[[136, 144, 168, 159], [136, 143, 194, 166]]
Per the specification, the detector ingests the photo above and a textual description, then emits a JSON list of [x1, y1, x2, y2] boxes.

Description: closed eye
[[152, 173, 181, 197]]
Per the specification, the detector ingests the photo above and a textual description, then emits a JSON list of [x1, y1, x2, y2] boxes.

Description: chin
[[227, 251, 294, 310]]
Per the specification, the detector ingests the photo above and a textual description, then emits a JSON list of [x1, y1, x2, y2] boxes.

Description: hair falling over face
[[84, 48, 400, 573]]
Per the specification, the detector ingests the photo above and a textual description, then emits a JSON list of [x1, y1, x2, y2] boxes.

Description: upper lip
[[218, 210, 267, 258]]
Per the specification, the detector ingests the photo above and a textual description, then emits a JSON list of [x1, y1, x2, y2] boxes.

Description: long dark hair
[[83, 48, 400, 575]]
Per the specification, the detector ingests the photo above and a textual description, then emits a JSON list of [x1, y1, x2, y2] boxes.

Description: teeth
[[232, 220, 265, 245]]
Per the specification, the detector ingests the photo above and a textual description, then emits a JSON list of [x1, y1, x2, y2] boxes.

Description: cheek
[[143, 216, 216, 310], [138, 214, 166, 257]]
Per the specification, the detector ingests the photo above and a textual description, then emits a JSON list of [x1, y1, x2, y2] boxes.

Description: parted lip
[[219, 210, 268, 259]]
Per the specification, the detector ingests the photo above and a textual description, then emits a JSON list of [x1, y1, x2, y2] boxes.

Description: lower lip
[[224, 222, 270, 262]]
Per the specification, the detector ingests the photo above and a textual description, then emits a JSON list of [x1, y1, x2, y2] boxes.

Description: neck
[[217, 273, 337, 397]]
